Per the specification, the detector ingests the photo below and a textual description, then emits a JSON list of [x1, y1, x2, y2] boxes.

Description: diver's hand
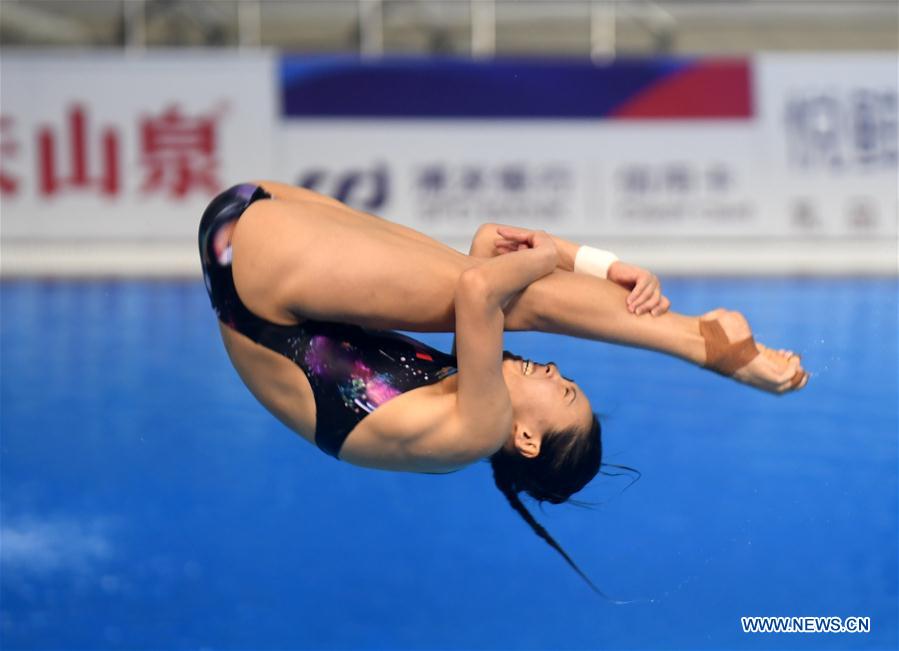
[[607, 261, 671, 316], [494, 226, 559, 267]]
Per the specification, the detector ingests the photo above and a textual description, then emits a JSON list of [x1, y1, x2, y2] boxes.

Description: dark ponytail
[[488, 413, 639, 602]]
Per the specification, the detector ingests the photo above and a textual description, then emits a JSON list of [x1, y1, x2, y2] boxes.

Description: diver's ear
[[512, 422, 541, 459]]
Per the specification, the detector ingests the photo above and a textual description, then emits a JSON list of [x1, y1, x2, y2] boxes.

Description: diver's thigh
[[231, 197, 469, 330], [251, 180, 342, 208], [252, 179, 456, 252]]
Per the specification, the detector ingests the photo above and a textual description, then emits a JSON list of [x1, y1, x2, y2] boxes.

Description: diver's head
[[490, 352, 632, 599], [496, 351, 601, 504]]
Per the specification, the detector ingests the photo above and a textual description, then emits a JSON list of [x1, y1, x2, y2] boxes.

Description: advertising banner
[[755, 53, 897, 239], [276, 55, 896, 243], [1, 52, 895, 273], [0, 52, 275, 241]]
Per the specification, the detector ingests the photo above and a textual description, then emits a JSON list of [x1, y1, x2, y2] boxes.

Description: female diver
[[199, 181, 808, 596]]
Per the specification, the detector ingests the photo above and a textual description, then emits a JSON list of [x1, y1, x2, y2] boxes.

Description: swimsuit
[[198, 183, 458, 461]]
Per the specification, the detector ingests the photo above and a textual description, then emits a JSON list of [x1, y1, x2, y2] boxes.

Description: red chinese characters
[[0, 102, 225, 200], [38, 104, 120, 197], [0, 115, 21, 195], [139, 104, 223, 198]]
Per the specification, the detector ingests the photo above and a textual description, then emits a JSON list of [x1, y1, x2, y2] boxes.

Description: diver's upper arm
[[403, 412, 498, 468], [450, 268, 513, 453], [453, 224, 500, 356]]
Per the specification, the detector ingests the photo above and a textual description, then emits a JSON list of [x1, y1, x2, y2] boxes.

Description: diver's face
[[501, 354, 594, 456]]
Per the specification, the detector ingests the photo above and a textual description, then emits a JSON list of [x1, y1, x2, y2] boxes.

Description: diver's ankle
[[683, 316, 706, 366]]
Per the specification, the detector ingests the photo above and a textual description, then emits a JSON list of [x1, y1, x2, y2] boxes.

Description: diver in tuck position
[[198, 180, 808, 596]]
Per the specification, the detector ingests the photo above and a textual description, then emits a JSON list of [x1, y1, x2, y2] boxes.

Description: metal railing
[[0, 0, 896, 54]]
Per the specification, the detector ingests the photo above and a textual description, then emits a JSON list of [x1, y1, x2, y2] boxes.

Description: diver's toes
[[777, 371, 805, 394], [775, 360, 800, 385], [780, 370, 809, 392]]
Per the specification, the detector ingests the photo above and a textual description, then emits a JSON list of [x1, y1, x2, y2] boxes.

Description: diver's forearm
[[548, 234, 580, 272], [507, 269, 706, 365], [474, 247, 557, 309], [471, 223, 580, 273]]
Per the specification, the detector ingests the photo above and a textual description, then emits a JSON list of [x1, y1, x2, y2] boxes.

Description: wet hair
[[488, 412, 640, 600], [488, 414, 601, 586], [487, 351, 641, 599]]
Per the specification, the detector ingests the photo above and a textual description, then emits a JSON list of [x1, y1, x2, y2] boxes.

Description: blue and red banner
[[280, 55, 753, 120]]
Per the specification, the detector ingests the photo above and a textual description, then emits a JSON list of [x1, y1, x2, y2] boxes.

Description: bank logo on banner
[[298, 163, 389, 213], [410, 162, 575, 224]]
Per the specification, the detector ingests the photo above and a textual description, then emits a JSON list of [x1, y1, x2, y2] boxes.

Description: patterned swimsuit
[[198, 183, 458, 460]]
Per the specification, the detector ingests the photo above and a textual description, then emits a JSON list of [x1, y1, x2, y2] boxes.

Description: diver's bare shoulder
[[339, 373, 496, 473]]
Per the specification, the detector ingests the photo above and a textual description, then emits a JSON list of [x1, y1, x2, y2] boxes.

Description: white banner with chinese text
[[0, 51, 275, 242]]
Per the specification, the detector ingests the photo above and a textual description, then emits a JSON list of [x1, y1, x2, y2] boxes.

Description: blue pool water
[[1, 278, 896, 650]]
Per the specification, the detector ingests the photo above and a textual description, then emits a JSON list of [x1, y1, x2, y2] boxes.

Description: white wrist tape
[[573, 245, 619, 280]]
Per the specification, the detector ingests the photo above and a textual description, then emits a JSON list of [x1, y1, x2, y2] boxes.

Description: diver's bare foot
[[699, 308, 809, 394]]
